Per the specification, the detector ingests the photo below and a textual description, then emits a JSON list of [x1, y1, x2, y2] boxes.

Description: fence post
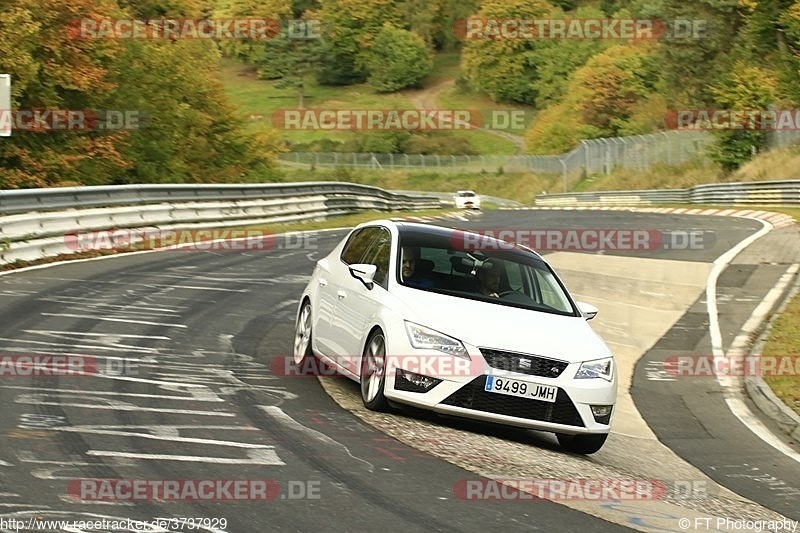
[[584, 140, 590, 176]]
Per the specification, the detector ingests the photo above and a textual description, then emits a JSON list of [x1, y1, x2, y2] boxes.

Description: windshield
[[457, 191, 476, 197], [397, 233, 578, 316]]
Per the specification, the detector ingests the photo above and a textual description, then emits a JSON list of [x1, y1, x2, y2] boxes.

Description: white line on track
[[39, 313, 187, 328], [706, 218, 800, 463], [48, 426, 273, 449], [0, 385, 222, 401], [86, 449, 284, 465]]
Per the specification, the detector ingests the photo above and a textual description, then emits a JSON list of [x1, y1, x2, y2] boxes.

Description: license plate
[[484, 375, 557, 403]]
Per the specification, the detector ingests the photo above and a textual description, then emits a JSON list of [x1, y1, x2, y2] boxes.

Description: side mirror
[[576, 301, 598, 321], [349, 263, 377, 289]]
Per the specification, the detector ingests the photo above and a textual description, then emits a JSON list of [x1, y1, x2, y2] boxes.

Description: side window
[[533, 268, 572, 312], [341, 227, 380, 265], [505, 262, 523, 291], [361, 228, 391, 289]]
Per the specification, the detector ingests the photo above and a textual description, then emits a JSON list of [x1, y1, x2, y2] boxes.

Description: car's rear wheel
[[293, 301, 313, 365], [360, 331, 390, 411], [556, 432, 608, 454]]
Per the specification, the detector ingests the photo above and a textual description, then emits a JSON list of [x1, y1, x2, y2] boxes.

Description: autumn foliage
[[0, 0, 281, 188]]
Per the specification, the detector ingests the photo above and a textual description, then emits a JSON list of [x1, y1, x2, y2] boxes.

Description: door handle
[[319, 278, 328, 287], [337, 290, 347, 299]]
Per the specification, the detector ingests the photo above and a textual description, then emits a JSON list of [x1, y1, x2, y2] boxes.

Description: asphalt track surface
[[0, 209, 797, 532]]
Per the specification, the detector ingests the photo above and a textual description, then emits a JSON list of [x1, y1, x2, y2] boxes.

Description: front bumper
[[382, 349, 616, 435]]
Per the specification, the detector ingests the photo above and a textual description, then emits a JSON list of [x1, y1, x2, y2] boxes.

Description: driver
[[401, 246, 433, 288], [476, 261, 502, 298]]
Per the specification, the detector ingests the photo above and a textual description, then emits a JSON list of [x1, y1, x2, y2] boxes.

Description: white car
[[454, 190, 481, 209], [293, 220, 617, 454]]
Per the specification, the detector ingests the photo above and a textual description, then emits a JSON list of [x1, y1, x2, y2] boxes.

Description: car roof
[[390, 221, 542, 258]]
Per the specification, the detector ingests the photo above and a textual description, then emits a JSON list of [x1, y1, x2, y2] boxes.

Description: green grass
[[219, 53, 532, 155], [417, 52, 462, 86], [218, 59, 417, 146], [762, 290, 800, 417]]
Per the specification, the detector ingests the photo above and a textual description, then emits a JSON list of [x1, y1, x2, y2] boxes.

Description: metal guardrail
[[0, 182, 442, 265], [535, 180, 800, 207], [0, 182, 439, 215]]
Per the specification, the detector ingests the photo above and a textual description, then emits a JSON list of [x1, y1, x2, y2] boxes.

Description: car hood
[[398, 289, 611, 363]]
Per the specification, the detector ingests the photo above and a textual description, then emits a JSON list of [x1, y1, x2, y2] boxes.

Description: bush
[[366, 25, 433, 92]]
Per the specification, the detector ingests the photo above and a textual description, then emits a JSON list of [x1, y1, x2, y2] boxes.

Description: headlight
[[404, 321, 469, 359], [575, 357, 614, 381]]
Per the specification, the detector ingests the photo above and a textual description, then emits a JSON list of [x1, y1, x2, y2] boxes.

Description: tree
[[216, 0, 292, 65], [366, 25, 433, 92], [656, 0, 742, 106], [525, 43, 664, 153], [0, 0, 281, 188], [708, 64, 778, 171], [311, 0, 404, 85], [460, 0, 556, 105], [257, 37, 324, 108]]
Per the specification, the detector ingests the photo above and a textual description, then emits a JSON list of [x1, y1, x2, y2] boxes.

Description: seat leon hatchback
[[294, 220, 617, 454]]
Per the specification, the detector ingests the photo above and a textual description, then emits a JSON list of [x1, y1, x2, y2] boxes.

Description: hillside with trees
[[226, 0, 800, 173], [1, 0, 799, 187]]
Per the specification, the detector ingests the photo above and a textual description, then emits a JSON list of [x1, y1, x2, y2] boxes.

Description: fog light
[[396, 369, 441, 393], [590, 405, 613, 424]]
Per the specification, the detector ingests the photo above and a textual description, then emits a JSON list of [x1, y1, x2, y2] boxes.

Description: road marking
[[49, 426, 272, 449], [15, 394, 233, 416], [86, 449, 284, 465], [706, 218, 800, 463], [0, 385, 222, 402], [39, 313, 187, 328]]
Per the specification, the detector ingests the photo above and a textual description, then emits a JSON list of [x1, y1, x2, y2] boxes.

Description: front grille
[[441, 376, 584, 427], [480, 349, 568, 378]]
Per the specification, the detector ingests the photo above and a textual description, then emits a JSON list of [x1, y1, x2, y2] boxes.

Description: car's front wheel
[[556, 432, 608, 454], [360, 331, 390, 411], [293, 301, 313, 365]]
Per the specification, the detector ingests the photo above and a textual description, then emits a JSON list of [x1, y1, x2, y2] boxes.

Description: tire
[[360, 331, 390, 412], [293, 301, 313, 365], [556, 432, 608, 454]]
